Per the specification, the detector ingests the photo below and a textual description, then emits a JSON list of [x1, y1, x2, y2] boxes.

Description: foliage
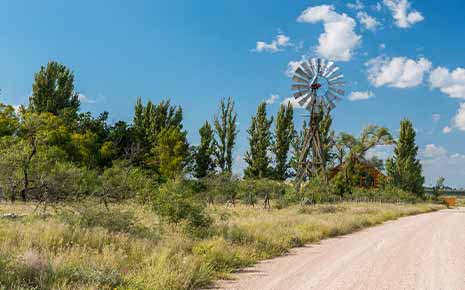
[[244, 102, 273, 179], [0, 103, 19, 137], [214, 97, 238, 173], [29, 61, 80, 117], [151, 126, 189, 179], [152, 179, 212, 232], [193, 121, 216, 178], [272, 101, 294, 180], [386, 119, 424, 196]]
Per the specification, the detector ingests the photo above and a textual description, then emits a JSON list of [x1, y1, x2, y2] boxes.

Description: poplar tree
[[214, 97, 238, 173], [386, 119, 424, 196], [193, 121, 215, 178], [244, 102, 273, 178], [272, 101, 294, 180], [29, 61, 80, 116]]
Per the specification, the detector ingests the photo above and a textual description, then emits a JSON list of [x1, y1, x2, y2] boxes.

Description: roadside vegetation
[[0, 61, 444, 290]]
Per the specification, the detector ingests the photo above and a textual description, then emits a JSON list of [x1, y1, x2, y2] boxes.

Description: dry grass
[[0, 200, 444, 290]]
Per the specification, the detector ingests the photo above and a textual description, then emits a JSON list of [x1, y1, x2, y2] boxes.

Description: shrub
[[153, 179, 212, 233]]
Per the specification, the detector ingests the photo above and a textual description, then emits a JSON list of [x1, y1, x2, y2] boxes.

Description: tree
[[434, 176, 445, 198], [214, 97, 238, 173], [273, 101, 294, 180], [0, 103, 19, 136], [193, 121, 215, 178], [290, 120, 308, 178], [29, 61, 80, 116], [244, 102, 273, 178], [386, 119, 424, 196], [152, 126, 189, 179], [318, 106, 336, 170]]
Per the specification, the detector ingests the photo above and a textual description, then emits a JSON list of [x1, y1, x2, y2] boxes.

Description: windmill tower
[[290, 58, 345, 187]]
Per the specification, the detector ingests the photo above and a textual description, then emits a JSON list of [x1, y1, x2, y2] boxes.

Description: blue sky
[[1, 0, 465, 187]]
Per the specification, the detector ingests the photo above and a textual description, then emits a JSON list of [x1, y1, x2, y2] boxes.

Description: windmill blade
[[297, 94, 312, 106], [329, 88, 345, 96], [325, 92, 342, 102], [308, 59, 317, 76], [325, 65, 340, 79], [327, 100, 336, 110], [317, 58, 322, 76], [328, 73, 344, 82], [301, 61, 314, 79], [293, 91, 308, 99], [322, 61, 335, 76], [311, 58, 320, 76], [319, 59, 326, 76], [292, 84, 310, 91], [295, 67, 311, 80], [292, 74, 308, 84], [329, 81, 346, 87]]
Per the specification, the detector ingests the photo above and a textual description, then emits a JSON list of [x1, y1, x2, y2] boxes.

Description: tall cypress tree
[[273, 101, 294, 180], [244, 102, 273, 178], [386, 119, 424, 196], [214, 97, 238, 173], [193, 121, 215, 178]]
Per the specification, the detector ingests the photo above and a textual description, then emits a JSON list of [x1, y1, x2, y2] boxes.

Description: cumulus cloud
[[254, 34, 291, 53], [357, 12, 381, 31], [421, 144, 465, 188], [429, 67, 465, 99], [347, 0, 364, 10], [281, 97, 303, 109], [297, 5, 361, 61], [451, 103, 465, 131], [78, 93, 97, 104], [348, 91, 375, 101], [366, 56, 432, 88], [383, 0, 424, 28], [265, 94, 279, 105], [366, 144, 394, 161], [442, 126, 452, 134]]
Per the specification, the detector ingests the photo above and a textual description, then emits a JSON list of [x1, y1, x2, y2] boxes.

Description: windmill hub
[[311, 83, 322, 90]]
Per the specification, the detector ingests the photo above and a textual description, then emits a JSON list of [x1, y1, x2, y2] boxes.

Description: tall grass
[[0, 201, 443, 290]]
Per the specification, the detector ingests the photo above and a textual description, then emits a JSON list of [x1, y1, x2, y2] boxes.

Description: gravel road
[[212, 208, 465, 290]]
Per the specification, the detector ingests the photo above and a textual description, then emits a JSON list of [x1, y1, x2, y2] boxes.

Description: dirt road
[[212, 208, 465, 290]]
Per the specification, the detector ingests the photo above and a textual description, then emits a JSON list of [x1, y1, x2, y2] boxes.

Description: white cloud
[[374, 2, 383, 11], [366, 56, 432, 88], [379, 43, 386, 50], [347, 0, 364, 10], [348, 91, 375, 101], [366, 144, 394, 161], [429, 67, 465, 99], [285, 59, 304, 77], [442, 126, 452, 134], [432, 114, 441, 123], [281, 97, 303, 109], [451, 103, 465, 131], [421, 144, 465, 188], [357, 12, 381, 31], [265, 94, 279, 105], [254, 34, 291, 53], [78, 93, 96, 104], [383, 0, 424, 28], [297, 5, 361, 61]]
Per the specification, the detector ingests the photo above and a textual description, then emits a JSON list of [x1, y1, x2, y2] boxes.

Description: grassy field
[[0, 201, 444, 290]]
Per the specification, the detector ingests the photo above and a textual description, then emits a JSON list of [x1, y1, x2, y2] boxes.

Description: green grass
[[0, 201, 444, 290]]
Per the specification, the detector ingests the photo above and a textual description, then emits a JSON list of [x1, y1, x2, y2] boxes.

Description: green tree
[[152, 126, 189, 179], [317, 105, 336, 170], [273, 101, 294, 180], [244, 102, 273, 178], [193, 121, 215, 178], [29, 61, 80, 117], [386, 119, 425, 196], [0, 103, 19, 136], [290, 120, 308, 178], [214, 97, 238, 173]]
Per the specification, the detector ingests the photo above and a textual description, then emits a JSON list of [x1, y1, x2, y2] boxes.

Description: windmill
[[290, 58, 345, 187]]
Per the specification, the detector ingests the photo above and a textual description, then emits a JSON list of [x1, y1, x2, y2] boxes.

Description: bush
[[153, 179, 212, 233]]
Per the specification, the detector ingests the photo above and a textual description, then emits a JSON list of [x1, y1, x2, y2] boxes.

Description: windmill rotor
[[289, 57, 345, 189]]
